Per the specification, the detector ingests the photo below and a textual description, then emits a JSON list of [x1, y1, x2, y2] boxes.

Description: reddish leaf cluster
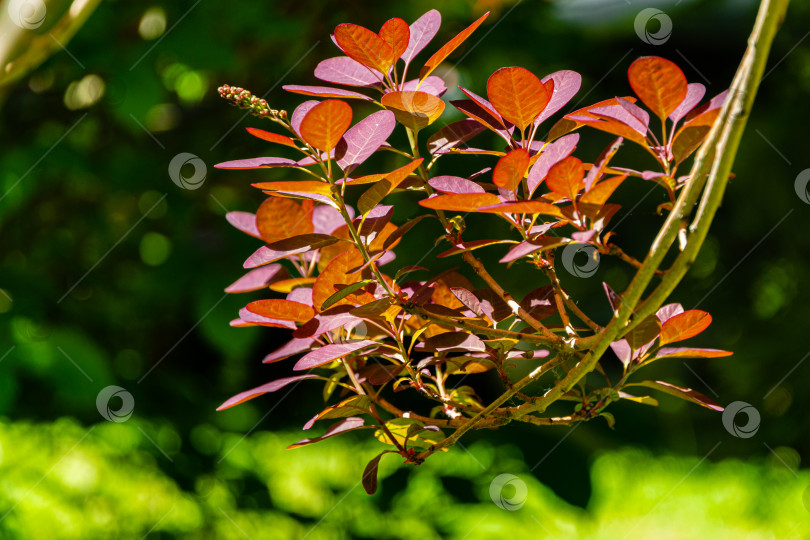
[[214, 10, 732, 494]]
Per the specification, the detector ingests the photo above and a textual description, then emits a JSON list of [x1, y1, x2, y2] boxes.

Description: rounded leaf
[[256, 197, 314, 244], [381, 91, 445, 131], [299, 99, 353, 152], [487, 66, 549, 130], [492, 148, 530, 193], [246, 299, 315, 323], [379, 18, 410, 61], [659, 310, 712, 346], [627, 56, 688, 121], [335, 23, 396, 73]]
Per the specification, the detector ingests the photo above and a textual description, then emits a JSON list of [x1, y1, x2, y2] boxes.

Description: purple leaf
[[313, 204, 354, 235], [417, 332, 486, 353], [402, 9, 441, 68], [314, 56, 383, 87], [653, 347, 733, 360], [291, 100, 320, 136], [584, 137, 623, 191], [238, 307, 297, 329], [288, 417, 368, 449], [263, 337, 316, 363], [475, 289, 512, 322], [225, 264, 285, 293], [589, 104, 647, 137], [293, 305, 360, 339], [610, 339, 633, 367], [362, 451, 395, 495], [287, 287, 313, 306], [217, 374, 318, 410], [617, 97, 650, 130], [670, 83, 706, 124], [427, 119, 486, 155], [226, 211, 261, 239], [520, 285, 556, 321], [527, 133, 579, 195], [244, 245, 301, 269], [571, 230, 596, 242], [283, 85, 373, 101], [684, 90, 729, 124], [536, 70, 582, 126], [603, 282, 621, 313], [656, 303, 684, 323], [452, 99, 512, 142], [399, 76, 446, 96], [297, 150, 335, 166], [627, 380, 724, 412], [336, 110, 396, 173], [215, 157, 299, 169], [428, 175, 486, 194], [356, 205, 393, 240], [293, 340, 378, 370], [500, 237, 568, 263], [449, 287, 484, 316]]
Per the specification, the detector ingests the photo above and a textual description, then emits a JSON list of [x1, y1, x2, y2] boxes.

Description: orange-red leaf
[[628, 57, 688, 121], [379, 18, 409, 61], [659, 310, 712, 346], [246, 128, 298, 148], [580, 174, 627, 206], [246, 299, 315, 323], [299, 100, 353, 152], [487, 66, 549, 131], [252, 181, 332, 196], [381, 91, 445, 131], [418, 193, 501, 212], [477, 201, 565, 218], [492, 148, 530, 193], [334, 23, 396, 73], [357, 158, 424, 215], [256, 197, 314, 244], [312, 248, 376, 312], [420, 12, 490, 81], [546, 156, 584, 202]]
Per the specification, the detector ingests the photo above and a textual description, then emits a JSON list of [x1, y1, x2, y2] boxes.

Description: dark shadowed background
[[1, 0, 809, 537]]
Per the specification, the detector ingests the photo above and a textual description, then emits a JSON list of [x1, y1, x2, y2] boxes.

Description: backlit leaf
[[215, 157, 299, 169], [418, 192, 501, 212], [580, 174, 627, 206], [527, 133, 579, 196], [226, 211, 261, 239], [379, 18, 410, 61], [293, 340, 378, 370], [546, 156, 584, 201], [312, 248, 375, 311], [320, 280, 375, 311], [625, 315, 661, 349], [420, 11, 489, 80], [627, 56, 688, 121], [263, 337, 316, 363], [256, 197, 314, 244], [492, 148, 530, 193], [246, 299, 315, 323], [268, 277, 318, 293], [428, 175, 486, 194], [357, 158, 424, 215], [477, 201, 565, 218], [669, 83, 706, 124], [334, 23, 396, 73], [299, 99, 353, 152], [246, 128, 297, 148], [381, 91, 445, 131], [487, 66, 549, 130], [252, 181, 332, 196], [265, 233, 341, 252], [659, 310, 712, 345]]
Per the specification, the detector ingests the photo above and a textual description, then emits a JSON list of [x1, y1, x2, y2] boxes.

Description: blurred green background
[[1, 0, 809, 537]]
